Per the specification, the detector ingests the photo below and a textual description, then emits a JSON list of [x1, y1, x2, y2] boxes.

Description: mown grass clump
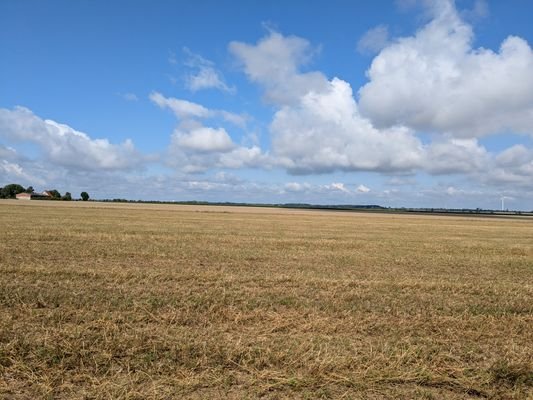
[[490, 361, 533, 386]]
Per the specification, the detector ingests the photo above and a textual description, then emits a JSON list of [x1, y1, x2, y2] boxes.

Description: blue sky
[[1, 0, 533, 210]]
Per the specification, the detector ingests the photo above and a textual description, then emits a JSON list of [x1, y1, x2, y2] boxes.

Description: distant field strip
[[0, 201, 532, 399]]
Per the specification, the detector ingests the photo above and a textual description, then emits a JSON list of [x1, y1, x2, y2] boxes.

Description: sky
[[1, 0, 533, 210]]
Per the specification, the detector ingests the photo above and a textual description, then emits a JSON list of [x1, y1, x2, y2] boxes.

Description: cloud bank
[[0, 107, 143, 171], [2, 0, 533, 208], [359, 0, 533, 137]]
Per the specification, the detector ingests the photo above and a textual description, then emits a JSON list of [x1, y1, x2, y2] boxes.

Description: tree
[[25, 186, 34, 193], [0, 183, 26, 199], [62, 192, 72, 201], [46, 189, 61, 200], [80, 191, 90, 201]]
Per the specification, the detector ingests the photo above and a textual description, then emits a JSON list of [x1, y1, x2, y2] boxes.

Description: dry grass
[[0, 200, 532, 399]]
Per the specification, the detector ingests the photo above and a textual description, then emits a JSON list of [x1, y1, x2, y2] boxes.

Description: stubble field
[[0, 200, 532, 399]]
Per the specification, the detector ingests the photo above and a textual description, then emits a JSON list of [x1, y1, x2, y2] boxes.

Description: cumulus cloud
[[0, 160, 44, 185], [150, 93, 268, 172], [282, 181, 359, 197], [356, 184, 371, 193], [217, 111, 248, 130], [445, 186, 462, 196], [231, 31, 425, 174], [175, 126, 235, 153], [328, 182, 349, 193], [183, 48, 235, 93], [284, 182, 311, 192], [359, 0, 533, 138], [271, 77, 424, 174], [0, 145, 19, 162], [487, 145, 533, 187], [151, 6, 533, 189], [230, 32, 328, 105], [168, 130, 267, 173], [229, 25, 533, 189], [150, 92, 210, 119], [423, 138, 490, 174], [150, 92, 246, 128], [213, 171, 243, 184], [357, 25, 390, 54], [495, 145, 531, 167], [6, 1, 533, 208], [186, 67, 234, 93], [461, 0, 489, 22], [0, 107, 143, 171], [287, 182, 372, 199], [218, 146, 267, 169]]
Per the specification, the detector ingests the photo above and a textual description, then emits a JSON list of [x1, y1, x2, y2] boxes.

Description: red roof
[[15, 192, 51, 199]]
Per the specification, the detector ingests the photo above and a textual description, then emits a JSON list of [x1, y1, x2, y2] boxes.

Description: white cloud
[[1, 160, 24, 177], [462, 0, 489, 21], [0, 160, 44, 185], [150, 92, 246, 128], [163, 24, 533, 194], [284, 182, 311, 192], [6, 3, 532, 208], [359, 0, 533, 138], [329, 182, 349, 193], [231, 31, 425, 175], [186, 67, 234, 93], [168, 142, 268, 173], [356, 184, 371, 193], [218, 146, 267, 169], [0, 107, 143, 171], [150, 92, 210, 119], [423, 138, 489, 174], [0, 145, 19, 161], [230, 31, 328, 105], [445, 186, 461, 196], [218, 111, 248, 129], [230, 27, 533, 189], [183, 48, 235, 93], [151, 93, 268, 172], [174, 126, 235, 153], [495, 144, 531, 167], [270, 77, 424, 174], [213, 171, 243, 184], [357, 25, 390, 54], [486, 145, 533, 187], [148, 86, 266, 173]]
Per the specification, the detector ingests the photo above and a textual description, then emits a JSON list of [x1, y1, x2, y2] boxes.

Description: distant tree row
[[0, 183, 89, 201]]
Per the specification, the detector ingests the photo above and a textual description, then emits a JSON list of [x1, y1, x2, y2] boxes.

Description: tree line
[[0, 183, 90, 201]]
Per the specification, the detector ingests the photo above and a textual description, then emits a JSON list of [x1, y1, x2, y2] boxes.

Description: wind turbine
[[500, 196, 512, 211]]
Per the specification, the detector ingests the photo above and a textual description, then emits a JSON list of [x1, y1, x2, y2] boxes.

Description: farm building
[[16, 192, 52, 200]]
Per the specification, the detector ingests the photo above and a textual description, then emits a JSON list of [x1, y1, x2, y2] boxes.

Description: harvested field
[[0, 200, 532, 399]]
